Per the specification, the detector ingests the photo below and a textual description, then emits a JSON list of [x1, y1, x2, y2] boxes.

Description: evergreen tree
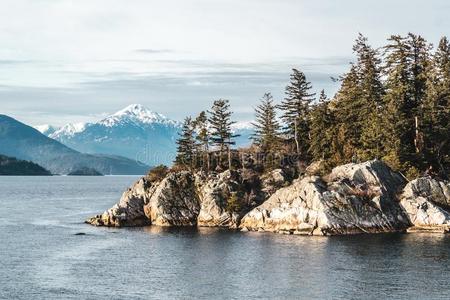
[[423, 36, 450, 176], [332, 65, 364, 163], [353, 34, 386, 160], [434, 37, 450, 88], [382, 34, 432, 175], [279, 68, 315, 159], [193, 111, 210, 171], [353, 33, 384, 108], [309, 90, 334, 161], [173, 33, 449, 178], [327, 34, 386, 163], [382, 35, 411, 171], [175, 117, 196, 167], [208, 99, 239, 169], [251, 93, 280, 153], [407, 33, 432, 111]]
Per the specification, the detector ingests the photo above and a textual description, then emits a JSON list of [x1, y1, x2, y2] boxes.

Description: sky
[[0, 0, 449, 126]]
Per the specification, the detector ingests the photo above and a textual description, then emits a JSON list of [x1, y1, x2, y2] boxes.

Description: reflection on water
[[1, 176, 450, 299]]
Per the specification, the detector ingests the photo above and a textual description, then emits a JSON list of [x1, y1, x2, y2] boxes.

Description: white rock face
[[327, 160, 406, 193], [196, 170, 241, 228], [86, 177, 155, 227], [87, 169, 269, 228], [87, 160, 450, 235], [400, 177, 450, 232], [144, 171, 200, 226], [260, 169, 288, 196], [86, 172, 200, 227], [240, 160, 411, 235]]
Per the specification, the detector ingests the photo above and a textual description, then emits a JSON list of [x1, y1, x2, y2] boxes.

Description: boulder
[[240, 160, 411, 235], [85, 177, 155, 227], [196, 169, 266, 228], [144, 171, 200, 226], [400, 177, 450, 233], [196, 170, 241, 228], [327, 159, 406, 193], [86, 171, 200, 227], [305, 160, 327, 176], [87, 159, 450, 235], [261, 169, 288, 196]]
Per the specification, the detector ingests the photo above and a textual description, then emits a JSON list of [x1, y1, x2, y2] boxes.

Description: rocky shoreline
[[86, 160, 450, 236]]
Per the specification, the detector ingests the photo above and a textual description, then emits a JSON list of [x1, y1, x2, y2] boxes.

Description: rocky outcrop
[[86, 177, 155, 227], [87, 159, 450, 235], [87, 169, 271, 228], [260, 169, 288, 196], [196, 171, 241, 228], [143, 171, 200, 226], [196, 169, 268, 228], [400, 177, 450, 233], [240, 160, 411, 235], [86, 172, 200, 227]]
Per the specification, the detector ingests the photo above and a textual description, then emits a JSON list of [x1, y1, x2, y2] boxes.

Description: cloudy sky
[[1, 0, 449, 126]]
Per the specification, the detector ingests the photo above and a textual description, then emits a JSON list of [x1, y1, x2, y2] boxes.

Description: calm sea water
[[1, 176, 450, 300]]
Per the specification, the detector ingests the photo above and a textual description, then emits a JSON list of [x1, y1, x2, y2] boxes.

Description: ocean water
[[1, 176, 450, 300]]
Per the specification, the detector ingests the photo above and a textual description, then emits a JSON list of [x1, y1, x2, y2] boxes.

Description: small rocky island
[[68, 167, 103, 176], [87, 35, 450, 236], [86, 160, 450, 235]]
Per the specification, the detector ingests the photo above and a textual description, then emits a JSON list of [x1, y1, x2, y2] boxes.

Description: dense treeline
[[0, 155, 51, 175], [173, 33, 450, 179]]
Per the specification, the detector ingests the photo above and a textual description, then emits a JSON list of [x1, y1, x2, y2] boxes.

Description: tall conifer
[[208, 99, 239, 169], [279, 69, 315, 159], [309, 90, 334, 161], [252, 93, 280, 153], [175, 117, 196, 167], [423, 37, 450, 176], [193, 111, 210, 171]]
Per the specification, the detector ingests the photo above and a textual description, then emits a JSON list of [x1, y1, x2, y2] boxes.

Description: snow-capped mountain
[[3, 115, 149, 175], [33, 124, 58, 136], [231, 121, 254, 147], [39, 104, 254, 166], [51, 122, 87, 138], [45, 104, 181, 166], [98, 104, 178, 128]]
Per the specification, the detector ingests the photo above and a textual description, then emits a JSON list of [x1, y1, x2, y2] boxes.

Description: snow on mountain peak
[[231, 121, 254, 131], [100, 104, 177, 127], [34, 124, 58, 135], [50, 122, 87, 138]]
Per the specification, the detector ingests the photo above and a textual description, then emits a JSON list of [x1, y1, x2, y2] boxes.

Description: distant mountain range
[[34, 104, 253, 166], [0, 114, 150, 175]]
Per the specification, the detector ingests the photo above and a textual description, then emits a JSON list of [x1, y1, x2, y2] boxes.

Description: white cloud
[[0, 0, 448, 124]]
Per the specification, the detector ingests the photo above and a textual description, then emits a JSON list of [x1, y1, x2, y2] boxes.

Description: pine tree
[[208, 99, 239, 169], [353, 34, 386, 160], [423, 36, 450, 176], [251, 93, 280, 154], [175, 117, 196, 168], [382, 34, 432, 175], [193, 111, 210, 171], [382, 35, 411, 171], [309, 90, 334, 161], [279, 69, 315, 159], [332, 65, 364, 163]]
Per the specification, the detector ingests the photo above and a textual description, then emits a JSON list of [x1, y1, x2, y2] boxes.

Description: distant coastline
[[0, 155, 51, 176]]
